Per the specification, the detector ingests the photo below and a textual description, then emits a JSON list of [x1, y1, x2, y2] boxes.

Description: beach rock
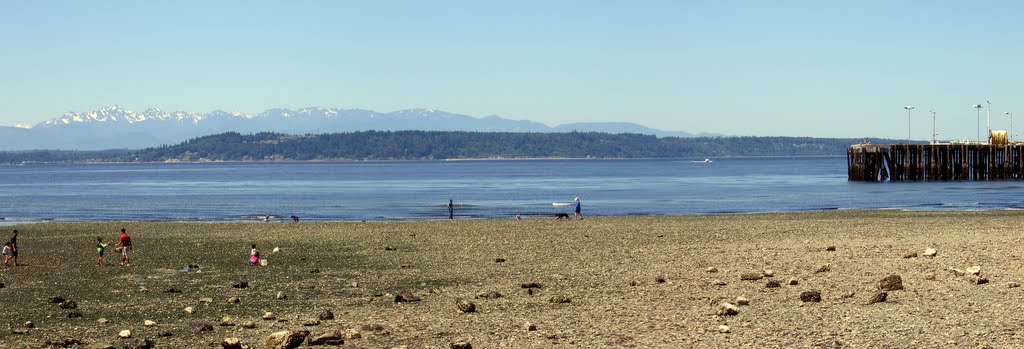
[[788, 278, 799, 286], [450, 342, 473, 349], [476, 290, 503, 299], [867, 292, 887, 304], [220, 316, 235, 326], [344, 328, 362, 339], [525, 322, 538, 331], [318, 310, 335, 320], [119, 330, 132, 338], [1009, 282, 1020, 288], [67, 311, 83, 318], [200, 297, 214, 303], [815, 264, 831, 273], [233, 281, 248, 289], [164, 288, 183, 293], [549, 295, 572, 304], [97, 318, 109, 325], [242, 321, 256, 329], [713, 280, 727, 286], [158, 331, 174, 337], [718, 325, 731, 333], [228, 297, 241, 304], [740, 272, 763, 281], [800, 290, 822, 302], [923, 248, 937, 257], [266, 330, 309, 349], [191, 323, 213, 332], [706, 267, 718, 273], [221, 338, 243, 349], [735, 296, 750, 306], [456, 299, 477, 313], [655, 276, 667, 283], [521, 282, 543, 289], [24, 321, 34, 328], [263, 312, 276, 320], [49, 296, 66, 303], [276, 291, 287, 300], [349, 281, 359, 288], [395, 292, 421, 303], [495, 258, 506, 263], [902, 252, 918, 259], [303, 318, 321, 326], [826, 245, 836, 252], [183, 306, 195, 314], [124, 338, 154, 349], [59, 300, 78, 309], [384, 246, 397, 251], [879, 275, 904, 291], [144, 320, 157, 327], [273, 247, 281, 253], [765, 280, 781, 288], [717, 302, 739, 316], [966, 266, 982, 275], [307, 330, 344, 345], [763, 269, 775, 277]]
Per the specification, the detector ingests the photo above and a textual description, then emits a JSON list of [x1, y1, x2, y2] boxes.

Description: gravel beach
[[1, 210, 1023, 348]]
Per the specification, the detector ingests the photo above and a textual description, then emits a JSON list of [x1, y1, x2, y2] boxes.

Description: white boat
[[692, 158, 713, 163], [552, 202, 573, 206]]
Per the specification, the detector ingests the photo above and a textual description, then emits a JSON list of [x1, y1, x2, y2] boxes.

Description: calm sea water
[[2, 157, 1023, 223]]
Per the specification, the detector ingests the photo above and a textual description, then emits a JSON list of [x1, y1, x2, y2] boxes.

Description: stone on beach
[[277, 291, 287, 300], [815, 264, 831, 273], [318, 310, 335, 320], [266, 330, 309, 349], [263, 312, 276, 320], [307, 330, 344, 345], [118, 330, 132, 338], [395, 292, 422, 303], [144, 320, 157, 327], [765, 280, 781, 288], [718, 325, 731, 333], [878, 275, 904, 291], [923, 248, 937, 257], [740, 272, 763, 281], [221, 338, 243, 349], [866, 292, 888, 304], [717, 302, 739, 316], [735, 296, 750, 306], [456, 299, 477, 313], [800, 290, 822, 302]]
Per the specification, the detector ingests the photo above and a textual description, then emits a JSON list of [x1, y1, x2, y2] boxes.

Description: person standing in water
[[574, 196, 583, 220], [448, 199, 455, 220]]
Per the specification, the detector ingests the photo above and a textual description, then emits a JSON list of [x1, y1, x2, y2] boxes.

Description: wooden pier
[[847, 143, 1024, 181]]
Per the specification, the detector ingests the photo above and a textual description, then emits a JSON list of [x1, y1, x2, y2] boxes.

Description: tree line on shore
[[0, 131, 897, 163]]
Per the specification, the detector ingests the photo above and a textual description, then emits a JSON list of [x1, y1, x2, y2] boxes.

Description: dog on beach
[[290, 215, 300, 222], [555, 213, 570, 220]]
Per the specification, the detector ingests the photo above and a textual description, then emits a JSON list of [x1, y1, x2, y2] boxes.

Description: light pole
[[904, 105, 914, 143], [987, 100, 993, 139], [974, 104, 984, 142], [930, 109, 937, 144], [1006, 112, 1014, 143]]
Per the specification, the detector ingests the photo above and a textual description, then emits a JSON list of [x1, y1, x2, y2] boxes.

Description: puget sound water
[[2, 157, 1024, 223]]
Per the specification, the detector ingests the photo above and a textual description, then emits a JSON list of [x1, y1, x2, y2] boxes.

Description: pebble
[[866, 292, 888, 304], [718, 325, 731, 333], [924, 273, 936, 281], [765, 280, 781, 288], [59, 300, 78, 309], [262, 312, 276, 320], [969, 275, 989, 285], [902, 252, 918, 258], [219, 316, 234, 326], [1009, 282, 1020, 288], [549, 295, 572, 304], [67, 311, 83, 318], [713, 280, 727, 286], [477, 291, 503, 299], [266, 330, 309, 349], [221, 338, 242, 349], [199, 297, 214, 303], [655, 276, 666, 283], [183, 306, 195, 314], [395, 292, 422, 303], [49, 296, 66, 303], [144, 320, 157, 327], [706, 267, 718, 273], [191, 323, 214, 332], [800, 290, 822, 302], [456, 299, 477, 313], [97, 318, 109, 324], [344, 328, 362, 339], [966, 266, 982, 275], [762, 269, 774, 277], [24, 321, 34, 328], [450, 342, 473, 349], [878, 275, 904, 291], [118, 330, 132, 338], [815, 264, 831, 273], [923, 247, 937, 257], [308, 330, 344, 345], [717, 302, 739, 316], [242, 321, 256, 329], [521, 282, 543, 289], [525, 322, 538, 331], [276, 291, 287, 300], [232, 281, 248, 289], [825, 245, 836, 251], [735, 296, 750, 306], [349, 281, 359, 288], [227, 297, 241, 304], [787, 278, 799, 286], [318, 310, 335, 320], [495, 258, 506, 263]]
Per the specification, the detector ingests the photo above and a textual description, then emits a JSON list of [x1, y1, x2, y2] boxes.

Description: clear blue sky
[[2, 1, 1022, 139]]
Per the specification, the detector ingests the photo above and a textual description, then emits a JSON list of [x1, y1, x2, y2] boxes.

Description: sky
[[2, 1, 1023, 140]]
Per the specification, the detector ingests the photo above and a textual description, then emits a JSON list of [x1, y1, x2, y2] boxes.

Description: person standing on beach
[[448, 199, 455, 220], [2, 242, 13, 266], [115, 228, 132, 267], [96, 237, 110, 265], [574, 196, 583, 220], [249, 244, 261, 266], [8, 229, 18, 266]]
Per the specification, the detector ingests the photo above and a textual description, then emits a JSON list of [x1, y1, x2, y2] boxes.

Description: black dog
[[555, 213, 570, 220], [290, 215, 300, 222]]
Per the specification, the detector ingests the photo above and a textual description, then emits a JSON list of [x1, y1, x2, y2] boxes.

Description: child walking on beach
[[2, 242, 12, 266], [96, 237, 110, 265], [249, 244, 260, 266]]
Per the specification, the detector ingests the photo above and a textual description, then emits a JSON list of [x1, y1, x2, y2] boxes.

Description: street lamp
[[904, 105, 914, 143], [1006, 112, 1014, 143], [930, 109, 937, 144], [987, 100, 993, 139], [974, 104, 984, 142]]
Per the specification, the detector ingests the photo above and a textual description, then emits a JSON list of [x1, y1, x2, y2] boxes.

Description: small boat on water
[[552, 202, 573, 206], [691, 158, 713, 163]]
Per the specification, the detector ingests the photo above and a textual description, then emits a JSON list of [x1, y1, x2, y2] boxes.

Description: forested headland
[[0, 131, 899, 163]]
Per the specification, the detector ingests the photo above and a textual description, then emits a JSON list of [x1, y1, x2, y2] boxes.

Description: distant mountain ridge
[[0, 106, 717, 150]]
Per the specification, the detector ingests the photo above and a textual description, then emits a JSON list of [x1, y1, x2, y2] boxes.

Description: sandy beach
[[1, 210, 1023, 348]]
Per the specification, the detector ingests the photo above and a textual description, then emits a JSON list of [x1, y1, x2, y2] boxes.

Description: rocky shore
[[1, 210, 1023, 348]]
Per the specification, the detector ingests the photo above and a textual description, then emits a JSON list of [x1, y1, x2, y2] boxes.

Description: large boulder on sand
[[879, 275, 904, 291], [266, 330, 309, 349]]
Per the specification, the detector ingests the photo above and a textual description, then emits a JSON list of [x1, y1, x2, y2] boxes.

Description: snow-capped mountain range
[[0, 106, 716, 150]]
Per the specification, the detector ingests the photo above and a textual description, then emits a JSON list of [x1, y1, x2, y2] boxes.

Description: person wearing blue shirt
[[574, 197, 582, 220]]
